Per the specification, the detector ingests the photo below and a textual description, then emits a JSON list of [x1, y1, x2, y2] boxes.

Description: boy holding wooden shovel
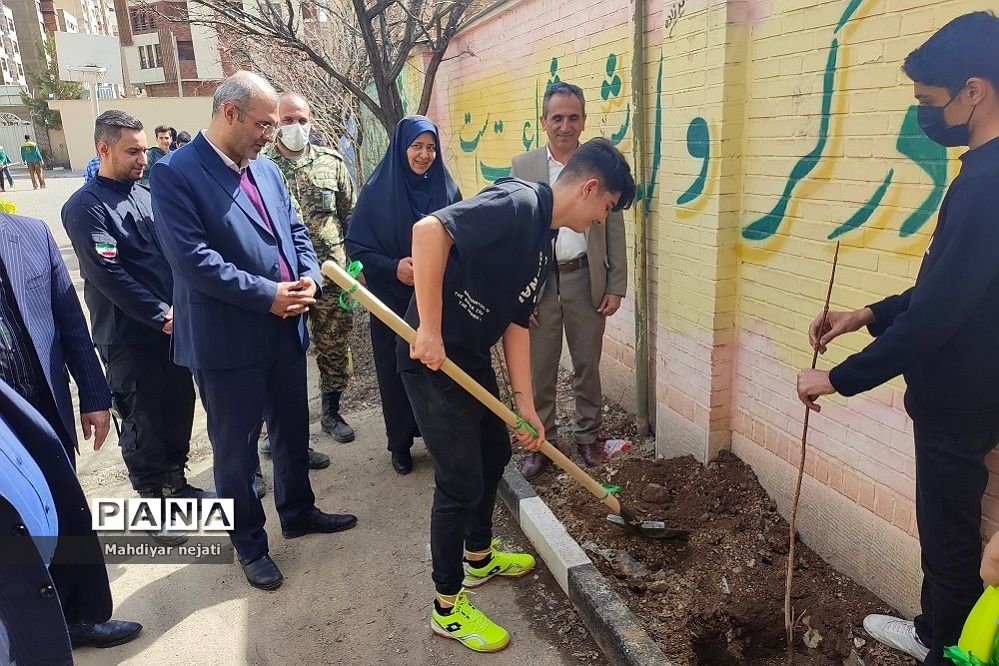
[[400, 137, 635, 652]]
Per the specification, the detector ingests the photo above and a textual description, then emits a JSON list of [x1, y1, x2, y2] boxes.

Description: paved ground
[[5, 176, 605, 666]]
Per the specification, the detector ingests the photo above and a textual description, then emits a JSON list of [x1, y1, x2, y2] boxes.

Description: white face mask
[[278, 123, 310, 152]]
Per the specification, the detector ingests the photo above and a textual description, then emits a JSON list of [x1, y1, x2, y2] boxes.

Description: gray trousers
[[530, 264, 605, 445]]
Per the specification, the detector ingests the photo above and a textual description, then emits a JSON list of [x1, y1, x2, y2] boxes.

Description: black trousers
[[369, 288, 419, 453], [913, 420, 999, 665], [402, 365, 511, 596], [193, 320, 316, 562], [100, 339, 195, 492]]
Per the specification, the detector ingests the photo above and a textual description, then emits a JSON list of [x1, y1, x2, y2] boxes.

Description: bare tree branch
[[185, 0, 481, 134]]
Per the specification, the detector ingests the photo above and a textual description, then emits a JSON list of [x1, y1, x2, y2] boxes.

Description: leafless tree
[[237, 34, 369, 180]]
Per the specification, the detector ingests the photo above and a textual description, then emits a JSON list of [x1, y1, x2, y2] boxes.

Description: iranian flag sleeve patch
[[95, 241, 117, 259]]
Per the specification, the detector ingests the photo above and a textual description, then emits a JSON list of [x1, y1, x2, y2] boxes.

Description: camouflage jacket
[[267, 144, 356, 262]]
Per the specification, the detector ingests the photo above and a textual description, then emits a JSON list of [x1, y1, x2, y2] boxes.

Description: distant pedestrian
[[83, 154, 100, 184], [141, 125, 171, 187], [0, 145, 14, 191], [20, 135, 44, 189]]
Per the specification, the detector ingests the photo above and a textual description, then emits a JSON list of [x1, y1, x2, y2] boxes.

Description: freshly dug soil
[[348, 326, 917, 665], [512, 370, 917, 666]]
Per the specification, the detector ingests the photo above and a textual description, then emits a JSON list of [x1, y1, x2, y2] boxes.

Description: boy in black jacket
[[796, 11, 999, 665], [404, 138, 634, 652]]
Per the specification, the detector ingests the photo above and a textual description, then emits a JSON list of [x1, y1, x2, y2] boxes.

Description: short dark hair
[[176, 131, 192, 144], [903, 11, 999, 95], [94, 110, 143, 147], [561, 137, 635, 212], [154, 124, 171, 137], [542, 82, 586, 117], [23, 134, 29, 140]]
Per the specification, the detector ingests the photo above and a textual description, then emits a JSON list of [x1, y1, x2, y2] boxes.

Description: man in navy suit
[[151, 71, 357, 590], [0, 218, 141, 650], [0, 213, 110, 463], [0, 378, 142, 659]]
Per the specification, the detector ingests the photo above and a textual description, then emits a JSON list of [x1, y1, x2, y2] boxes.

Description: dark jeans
[[369, 289, 419, 453], [913, 421, 999, 665], [402, 365, 511, 596], [100, 340, 195, 491], [193, 320, 316, 561]]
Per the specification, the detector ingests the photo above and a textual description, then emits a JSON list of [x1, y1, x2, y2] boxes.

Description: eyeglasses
[[250, 120, 277, 138], [231, 104, 278, 137]]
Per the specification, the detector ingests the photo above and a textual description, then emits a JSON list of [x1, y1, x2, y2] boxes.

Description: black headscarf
[[346, 116, 461, 301]]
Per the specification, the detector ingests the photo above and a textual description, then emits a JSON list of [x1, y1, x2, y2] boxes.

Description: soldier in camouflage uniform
[[268, 92, 357, 444]]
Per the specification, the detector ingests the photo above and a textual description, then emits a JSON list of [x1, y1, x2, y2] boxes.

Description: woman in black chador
[[346, 116, 461, 474]]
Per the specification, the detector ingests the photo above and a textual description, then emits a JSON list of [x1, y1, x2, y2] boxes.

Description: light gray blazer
[[509, 146, 627, 307]]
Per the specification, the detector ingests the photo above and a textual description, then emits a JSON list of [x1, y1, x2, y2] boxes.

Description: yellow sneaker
[[462, 538, 536, 588], [430, 590, 510, 652]]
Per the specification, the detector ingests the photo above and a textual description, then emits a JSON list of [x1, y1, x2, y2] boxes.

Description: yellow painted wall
[[373, 0, 998, 614]]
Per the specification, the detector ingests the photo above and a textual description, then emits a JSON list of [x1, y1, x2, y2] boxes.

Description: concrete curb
[[498, 464, 674, 666]]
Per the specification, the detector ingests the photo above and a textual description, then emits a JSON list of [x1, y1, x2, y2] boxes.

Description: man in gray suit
[[512, 82, 628, 478]]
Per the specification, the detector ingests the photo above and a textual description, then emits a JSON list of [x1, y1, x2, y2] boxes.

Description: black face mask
[[917, 88, 976, 147]]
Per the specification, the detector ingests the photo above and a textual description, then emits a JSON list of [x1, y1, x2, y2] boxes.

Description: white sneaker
[[863, 614, 929, 663]]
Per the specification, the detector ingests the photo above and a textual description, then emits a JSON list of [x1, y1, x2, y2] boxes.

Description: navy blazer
[[150, 132, 322, 370], [0, 379, 113, 665], [0, 214, 111, 449]]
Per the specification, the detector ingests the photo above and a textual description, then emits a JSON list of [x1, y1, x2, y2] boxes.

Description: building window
[[6, 18, 13, 32], [129, 7, 154, 32], [139, 44, 161, 69], [176, 39, 194, 61], [16, 63, 22, 78]]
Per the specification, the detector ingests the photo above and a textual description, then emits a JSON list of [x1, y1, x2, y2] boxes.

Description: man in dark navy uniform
[[62, 110, 209, 518]]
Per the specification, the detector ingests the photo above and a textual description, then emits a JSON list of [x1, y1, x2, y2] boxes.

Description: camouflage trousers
[[309, 235, 353, 394]]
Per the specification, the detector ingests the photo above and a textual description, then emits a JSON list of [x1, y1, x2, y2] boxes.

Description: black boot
[[321, 391, 355, 443], [137, 487, 188, 546], [163, 468, 216, 499]]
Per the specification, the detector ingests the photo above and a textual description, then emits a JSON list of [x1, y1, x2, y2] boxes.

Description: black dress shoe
[[282, 508, 358, 539], [68, 620, 142, 648], [239, 554, 283, 590], [391, 450, 413, 475], [308, 448, 330, 470]]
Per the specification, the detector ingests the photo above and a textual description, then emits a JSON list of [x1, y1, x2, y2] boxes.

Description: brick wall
[[393, 0, 999, 615]]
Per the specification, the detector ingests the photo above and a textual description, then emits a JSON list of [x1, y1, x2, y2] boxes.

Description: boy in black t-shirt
[[401, 138, 634, 652], [795, 11, 999, 665]]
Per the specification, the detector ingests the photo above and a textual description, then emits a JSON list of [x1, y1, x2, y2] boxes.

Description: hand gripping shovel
[[322, 260, 687, 540]]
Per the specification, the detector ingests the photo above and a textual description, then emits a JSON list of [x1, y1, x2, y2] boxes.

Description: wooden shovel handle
[[321, 260, 622, 514]]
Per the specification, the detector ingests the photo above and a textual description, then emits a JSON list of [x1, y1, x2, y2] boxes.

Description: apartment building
[[0, 6, 25, 86], [113, 0, 227, 97], [7, 0, 46, 86]]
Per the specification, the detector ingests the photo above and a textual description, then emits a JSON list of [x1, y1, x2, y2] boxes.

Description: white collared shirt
[[547, 146, 588, 263], [201, 130, 248, 173]]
